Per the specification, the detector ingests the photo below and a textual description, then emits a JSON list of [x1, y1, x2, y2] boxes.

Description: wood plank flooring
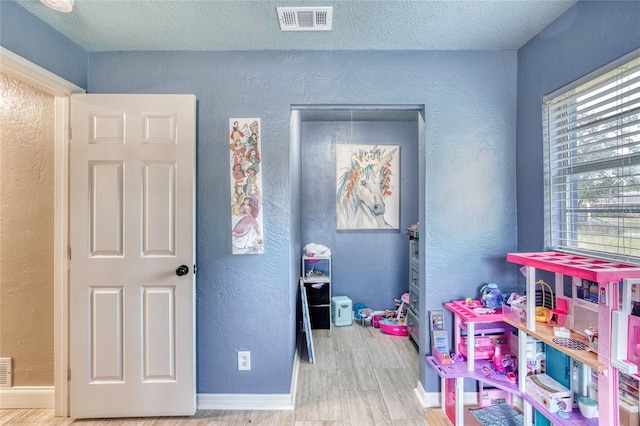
[[1, 323, 443, 425]]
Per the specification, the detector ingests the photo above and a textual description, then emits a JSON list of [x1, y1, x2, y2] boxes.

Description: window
[[543, 50, 640, 263]]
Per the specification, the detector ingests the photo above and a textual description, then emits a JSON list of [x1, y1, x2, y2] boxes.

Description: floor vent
[[0, 358, 12, 387], [277, 7, 333, 31]]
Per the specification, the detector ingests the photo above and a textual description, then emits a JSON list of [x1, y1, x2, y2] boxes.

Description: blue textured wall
[[301, 120, 419, 311], [516, 1, 640, 254], [5, 0, 639, 399], [87, 50, 518, 393], [0, 1, 87, 89], [1, 0, 519, 394]]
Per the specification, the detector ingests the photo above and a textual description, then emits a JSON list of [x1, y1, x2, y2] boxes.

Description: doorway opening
[[290, 104, 426, 393]]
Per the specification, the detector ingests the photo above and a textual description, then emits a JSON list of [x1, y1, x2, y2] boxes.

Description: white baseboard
[[414, 382, 477, 408], [0, 349, 302, 412], [197, 392, 295, 411], [198, 347, 300, 411], [414, 380, 431, 407], [0, 386, 54, 409]]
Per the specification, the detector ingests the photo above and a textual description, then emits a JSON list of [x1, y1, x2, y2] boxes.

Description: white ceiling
[[16, 0, 576, 52]]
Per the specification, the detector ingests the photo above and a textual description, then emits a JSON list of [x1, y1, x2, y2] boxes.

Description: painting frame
[[229, 118, 264, 255], [335, 144, 400, 230]]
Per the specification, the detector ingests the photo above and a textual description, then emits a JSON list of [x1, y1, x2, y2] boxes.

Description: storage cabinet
[[407, 234, 419, 346], [301, 255, 331, 329]]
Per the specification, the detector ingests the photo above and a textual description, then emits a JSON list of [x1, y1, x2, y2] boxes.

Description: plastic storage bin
[[331, 296, 352, 326], [305, 282, 330, 305], [380, 318, 409, 336]]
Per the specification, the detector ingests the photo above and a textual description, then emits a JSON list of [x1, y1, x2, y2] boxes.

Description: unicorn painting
[[336, 144, 400, 230]]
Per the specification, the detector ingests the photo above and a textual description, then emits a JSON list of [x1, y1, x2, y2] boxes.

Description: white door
[[69, 94, 196, 418]]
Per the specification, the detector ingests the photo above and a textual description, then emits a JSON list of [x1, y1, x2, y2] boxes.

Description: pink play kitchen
[[427, 251, 640, 426]]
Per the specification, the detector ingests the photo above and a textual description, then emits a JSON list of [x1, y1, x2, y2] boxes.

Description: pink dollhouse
[[427, 251, 640, 426], [506, 252, 640, 426]]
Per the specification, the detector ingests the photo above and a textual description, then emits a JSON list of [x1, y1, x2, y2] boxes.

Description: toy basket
[[535, 280, 554, 323], [380, 318, 409, 336]]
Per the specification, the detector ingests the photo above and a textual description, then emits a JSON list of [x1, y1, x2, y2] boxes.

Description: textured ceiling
[[16, 0, 576, 52]]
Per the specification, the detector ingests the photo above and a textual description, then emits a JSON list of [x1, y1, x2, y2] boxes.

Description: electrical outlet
[[238, 351, 251, 371]]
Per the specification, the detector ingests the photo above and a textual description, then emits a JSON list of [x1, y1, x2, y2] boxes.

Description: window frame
[[542, 48, 640, 264]]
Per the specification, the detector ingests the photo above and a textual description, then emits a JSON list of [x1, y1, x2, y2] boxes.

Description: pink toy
[[628, 315, 640, 369], [372, 315, 382, 328], [379, 318, 409, 336], [547, 297, 569, 327], [458, 336, 504, 360], [492, 345, 506, 374]]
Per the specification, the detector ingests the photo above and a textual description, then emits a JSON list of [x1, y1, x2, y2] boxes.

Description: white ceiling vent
[[277, 7, 333, 31]]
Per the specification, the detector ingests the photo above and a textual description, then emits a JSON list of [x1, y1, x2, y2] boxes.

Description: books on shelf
[[429, 310, 449, 354], [430, 310, 445, 330]]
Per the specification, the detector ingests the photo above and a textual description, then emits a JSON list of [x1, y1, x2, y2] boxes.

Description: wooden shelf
[[502, 317, 605, 372]]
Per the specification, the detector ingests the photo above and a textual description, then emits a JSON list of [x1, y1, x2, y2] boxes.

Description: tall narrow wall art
[[229, 118, 264, 254], [336, 144, 400, 230]]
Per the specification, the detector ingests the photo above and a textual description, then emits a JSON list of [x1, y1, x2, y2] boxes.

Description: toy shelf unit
[[406, 232, 420, 347], [505, 251, 640, 426], [427, 297, 600, 426], [301, 255, 331, 329], [426, 300, 518, 426], [445, 300, 515, 372]]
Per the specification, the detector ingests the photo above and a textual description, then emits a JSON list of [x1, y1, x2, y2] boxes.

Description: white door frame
[[0, 46, 84, 416]]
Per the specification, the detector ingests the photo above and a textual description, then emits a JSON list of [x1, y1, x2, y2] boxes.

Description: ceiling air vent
[[277, 7, 333, 31]]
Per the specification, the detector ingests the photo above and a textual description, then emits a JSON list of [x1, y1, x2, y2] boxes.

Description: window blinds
[[543, 53, 640, 263]]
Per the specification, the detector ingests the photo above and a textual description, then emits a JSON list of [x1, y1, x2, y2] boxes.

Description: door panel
[[142, 161, 176, 255], [89, 161, 124, 256], [70, 94, 196, 418], [90, 286, 124, 382], [142, 286, 176, 381]]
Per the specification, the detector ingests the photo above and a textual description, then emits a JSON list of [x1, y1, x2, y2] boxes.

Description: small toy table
[[445, 300, 507, 371], [438, 300, 514, 426]]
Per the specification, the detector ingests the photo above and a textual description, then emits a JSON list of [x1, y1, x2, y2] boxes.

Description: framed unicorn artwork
[[229, 118, 264, 254], [335, 144, 400, 230]]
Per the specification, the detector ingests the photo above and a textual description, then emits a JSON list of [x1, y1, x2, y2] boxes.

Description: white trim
[[0, 386, 55, 409], [414, 380, 429, 407], [0, 47, 83, 96], [417, 384, 477, 408], [421, 392, 441, 408], [197, 393, 295, 411], [0, 47, 84, 418], [53, 96, 71, 417], [198, 349, 300, 411], [289, 347, 300, 408]]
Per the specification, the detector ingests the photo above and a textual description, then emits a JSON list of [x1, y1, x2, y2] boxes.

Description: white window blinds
[[543, 51, 640, 263]]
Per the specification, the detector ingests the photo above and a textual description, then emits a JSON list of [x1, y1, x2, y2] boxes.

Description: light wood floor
[[1, 324, 443, 425]]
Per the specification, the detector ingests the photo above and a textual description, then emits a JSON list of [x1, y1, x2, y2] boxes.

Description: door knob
[[175, 265, 189, 276]]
